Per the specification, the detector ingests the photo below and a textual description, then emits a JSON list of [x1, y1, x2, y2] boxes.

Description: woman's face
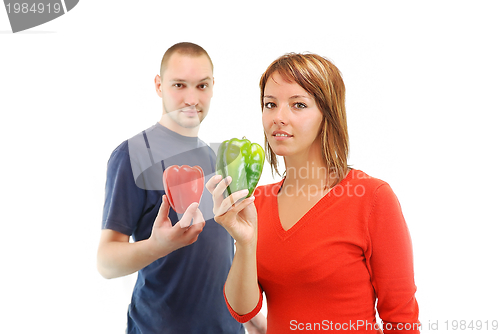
[[262, 73, 324, 159]]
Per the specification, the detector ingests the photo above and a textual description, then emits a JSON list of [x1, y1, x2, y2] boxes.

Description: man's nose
[[184, 87, 199, 106]]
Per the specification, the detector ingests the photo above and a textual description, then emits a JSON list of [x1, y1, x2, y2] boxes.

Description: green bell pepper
[[216, 137, 265, 198]]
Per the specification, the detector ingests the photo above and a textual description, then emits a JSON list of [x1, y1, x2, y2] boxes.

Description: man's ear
[[154, 75, 162, 97]]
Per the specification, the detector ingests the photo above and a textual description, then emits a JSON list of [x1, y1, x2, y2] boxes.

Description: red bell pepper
[[162, 165, 204, 213]]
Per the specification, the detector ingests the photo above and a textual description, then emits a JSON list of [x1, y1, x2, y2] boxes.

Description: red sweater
[[225, 170, 420, 333]]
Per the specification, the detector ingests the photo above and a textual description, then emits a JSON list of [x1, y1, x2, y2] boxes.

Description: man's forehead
[[169, 76, 212, 83], [169, 51, 210, 62], [164, 51, 212, 70], [163, 59, 212, 79]]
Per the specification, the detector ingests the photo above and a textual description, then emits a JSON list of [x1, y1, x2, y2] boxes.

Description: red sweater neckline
[[271, 169, 355, 240]]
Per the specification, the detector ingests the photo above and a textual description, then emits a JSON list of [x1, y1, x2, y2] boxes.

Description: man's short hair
[[160, 42, 213, 78]]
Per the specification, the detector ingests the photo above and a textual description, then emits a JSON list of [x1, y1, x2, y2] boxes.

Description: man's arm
[[97, 195, 205, 279]]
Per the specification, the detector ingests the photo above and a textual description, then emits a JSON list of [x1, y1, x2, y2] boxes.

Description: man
[[97, 42, 257, 333]]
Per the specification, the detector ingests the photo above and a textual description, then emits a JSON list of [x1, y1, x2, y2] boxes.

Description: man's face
[[157, 52, 214, 132]]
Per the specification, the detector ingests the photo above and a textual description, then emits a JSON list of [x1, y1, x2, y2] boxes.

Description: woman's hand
[[206, 175, 257, 246]]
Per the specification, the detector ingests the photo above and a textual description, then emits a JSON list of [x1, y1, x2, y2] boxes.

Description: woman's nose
[[273, 104, 288, 125]]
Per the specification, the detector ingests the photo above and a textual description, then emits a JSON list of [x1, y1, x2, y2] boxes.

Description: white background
[[1, 1, 499, 333]]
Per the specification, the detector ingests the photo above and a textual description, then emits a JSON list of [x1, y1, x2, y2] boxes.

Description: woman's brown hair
[[259, 53, 349, 188]]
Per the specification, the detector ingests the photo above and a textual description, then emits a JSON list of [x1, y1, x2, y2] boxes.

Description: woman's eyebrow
[[290, 95, 311, 99], [264, 94, 312, 99]]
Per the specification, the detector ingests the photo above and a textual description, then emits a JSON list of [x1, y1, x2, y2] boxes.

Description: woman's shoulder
[[348, 169, 387, 186], [340, 169, 394, 197], [253, 180, 282, 199]]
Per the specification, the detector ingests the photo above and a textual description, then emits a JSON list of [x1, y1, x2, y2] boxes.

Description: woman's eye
[[264, 102, 276, 109], [293, 102, 307, 109]]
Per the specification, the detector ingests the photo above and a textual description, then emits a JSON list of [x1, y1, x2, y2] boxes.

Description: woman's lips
[[272, 131, 292, 140]]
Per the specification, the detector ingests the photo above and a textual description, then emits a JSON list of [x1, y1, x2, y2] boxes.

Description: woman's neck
[[284, 159, 334, 188], [282, 137, 337, 192]]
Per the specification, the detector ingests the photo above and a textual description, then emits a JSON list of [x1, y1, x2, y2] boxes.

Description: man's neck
[[159, 115, 200, 137]]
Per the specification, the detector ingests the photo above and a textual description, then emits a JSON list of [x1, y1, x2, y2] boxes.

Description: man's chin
[[178, 118, 203, 129], [185, 113, 206, 125]]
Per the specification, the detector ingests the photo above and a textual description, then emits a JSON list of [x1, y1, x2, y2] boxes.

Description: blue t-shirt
[[102, 123, 244, 334]]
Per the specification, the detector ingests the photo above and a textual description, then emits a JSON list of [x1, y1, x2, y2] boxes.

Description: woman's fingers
[[214, 196, 256, 244], [205, 174, 223, 194], [208, 175, 232, 214], [207, 174, 255, 240], [206, 174, 227, 209], [215, 189, 249, 217], [214, 192, 254, 230]]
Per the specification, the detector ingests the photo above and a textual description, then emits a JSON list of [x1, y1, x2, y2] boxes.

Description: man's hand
[[148, 195, 205, 258], [97, 195, 205, 279]]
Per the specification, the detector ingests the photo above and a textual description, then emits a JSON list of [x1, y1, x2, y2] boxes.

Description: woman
[[206, 53, 420, 333]]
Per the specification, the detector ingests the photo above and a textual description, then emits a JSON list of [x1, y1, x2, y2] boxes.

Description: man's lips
[[179, 106, 200, 116], [182, 110, 199, 116]]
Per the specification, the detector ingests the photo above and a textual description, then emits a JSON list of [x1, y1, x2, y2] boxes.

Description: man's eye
[[199, 83, 208, 89], [174, 83, 184, 88], [264, 102, 276, 109]]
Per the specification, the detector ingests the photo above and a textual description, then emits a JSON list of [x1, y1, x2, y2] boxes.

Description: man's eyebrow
[[169, 77, 212, 83]]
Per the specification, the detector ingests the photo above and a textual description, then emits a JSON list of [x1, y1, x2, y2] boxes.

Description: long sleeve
[[366, 184, 420, 333], [223, 284, 263, 323]]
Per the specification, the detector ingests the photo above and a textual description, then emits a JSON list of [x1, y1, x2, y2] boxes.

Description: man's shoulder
[[109, 124, 157, 155], [107, 140, 130, 164], [113, 139, 129, 152], [107, 125, 160, 172]]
